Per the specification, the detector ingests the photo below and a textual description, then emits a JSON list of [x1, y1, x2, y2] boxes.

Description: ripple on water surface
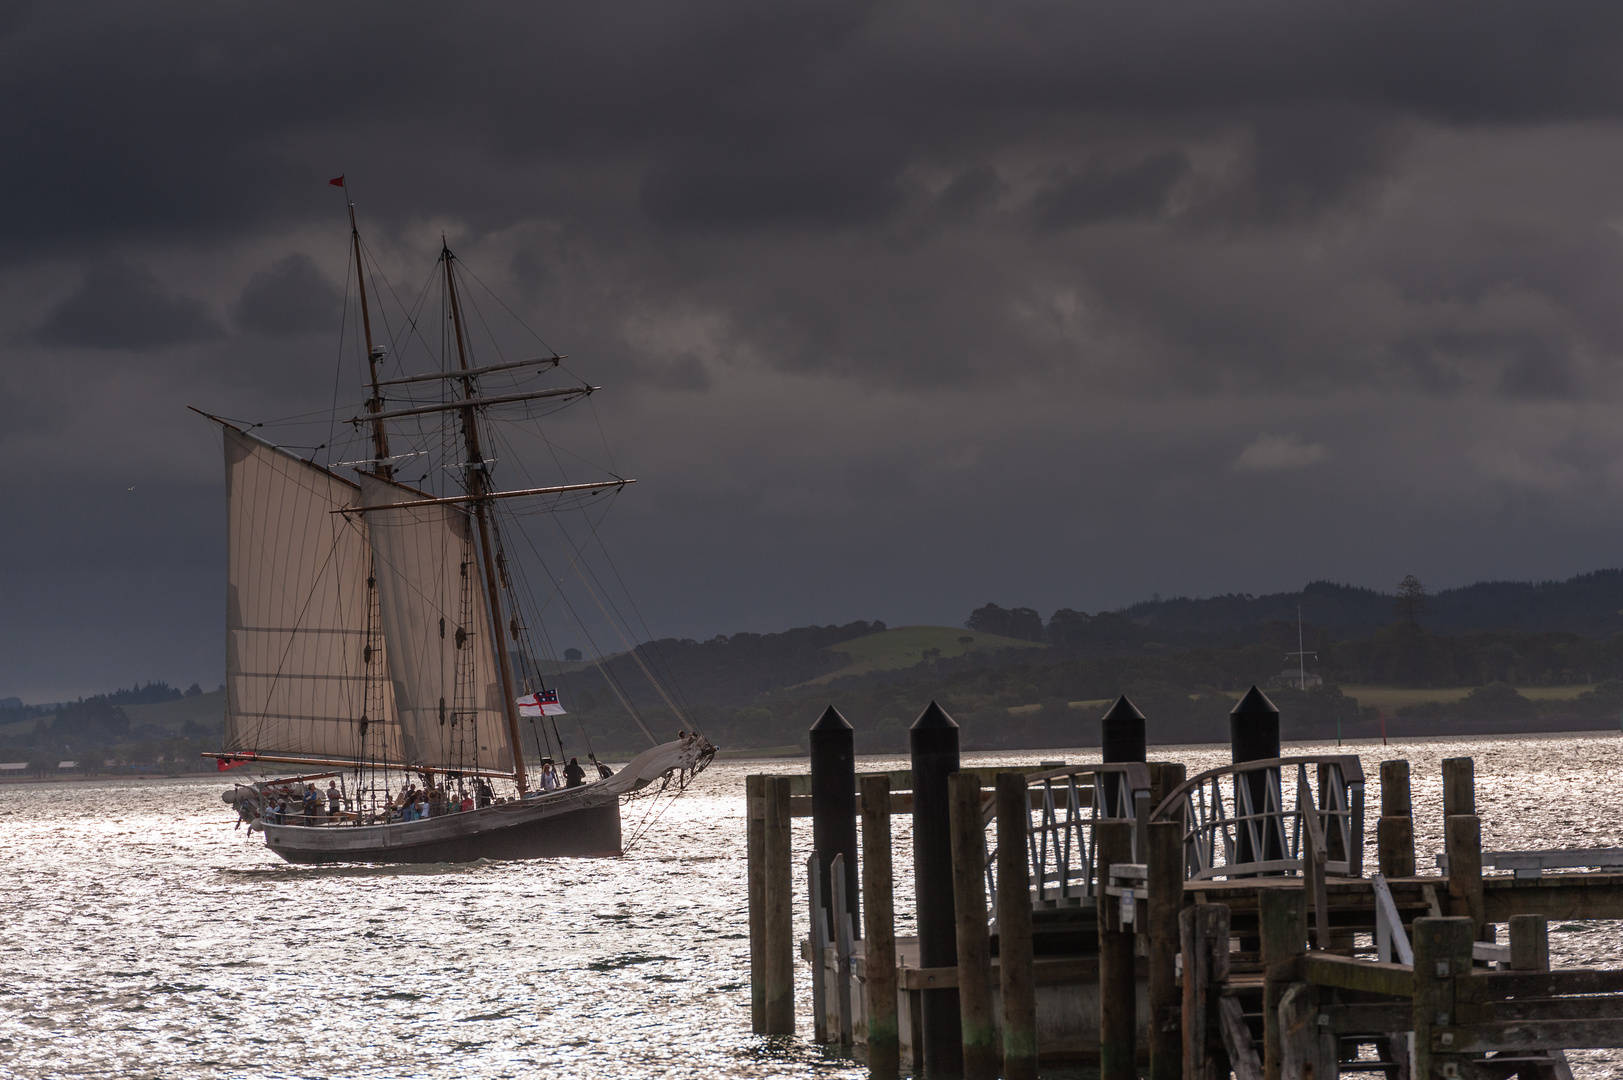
[[3, 736, 1623, 1078]]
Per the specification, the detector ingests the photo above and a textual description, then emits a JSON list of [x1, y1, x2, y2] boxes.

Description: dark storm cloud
[[1, 2, 1621, 255], [233, 254, 343, 337], [35, 259, 223, 349], [1030, 152, 1192, 230], [7, 1, 1623, 697]]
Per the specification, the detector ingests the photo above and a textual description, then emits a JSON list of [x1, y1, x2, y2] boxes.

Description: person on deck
[[539, 761, 558, 791], [302, 785, 320, 825], [590, 755, 612, 780], [327, 781, 342, 816], [564, 757, 586, 788], [475, 778, 493, 808]]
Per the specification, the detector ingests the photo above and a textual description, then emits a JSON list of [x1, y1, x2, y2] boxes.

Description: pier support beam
[[763, 774, 795, 1035], [949, 772, 997, 1080], [1447, 813, 1486, 938], [746, 773, 767, 1034], [1413, 918, 1474, 1080], [1509, 914, 1549, 974], [996, 771, 1037, 1080], [1149, 818, 1185, 1080], [912, 700, 964, 1078], [861, 774, 900, 1080], [1099, 818, 1138, 1080], [1181, 903, 1232, 1080], [1442, 756, 1475, 819], [1378, 759, 1415, 879], [810, 705, 860, 938], [1260, 889, 1306, 1080]]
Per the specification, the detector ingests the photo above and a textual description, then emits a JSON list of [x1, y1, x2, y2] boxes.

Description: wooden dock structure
[[745, 692, 1623, 1078]]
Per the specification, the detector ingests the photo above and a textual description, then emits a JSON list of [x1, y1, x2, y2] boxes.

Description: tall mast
[[350, 202, 392, 480], [443, 243, 529, 794]]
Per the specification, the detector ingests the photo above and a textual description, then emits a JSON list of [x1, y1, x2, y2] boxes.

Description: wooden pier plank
[[1481, 994, 1623, 1023], [1457, 969, 1623, 1001], [1298, 954, 1415, 998], [1437, 1020, 1623, 1054]]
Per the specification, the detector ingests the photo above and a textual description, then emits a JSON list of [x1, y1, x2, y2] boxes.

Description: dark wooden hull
[[261, 791, 623, 864]]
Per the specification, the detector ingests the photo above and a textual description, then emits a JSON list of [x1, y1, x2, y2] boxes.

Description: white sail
[[223, 426, 402, 763], [359, 474, 514, 774]]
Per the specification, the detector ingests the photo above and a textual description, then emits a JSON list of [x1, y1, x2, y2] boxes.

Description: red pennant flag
[[329, 175, 345, 188]]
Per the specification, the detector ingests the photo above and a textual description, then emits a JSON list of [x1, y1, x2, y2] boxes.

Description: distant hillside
[[796, 625, 1045, 686], [123, 690, 225, 733], [553, 620, 892, 712], [1105, 569, 1623, 641]]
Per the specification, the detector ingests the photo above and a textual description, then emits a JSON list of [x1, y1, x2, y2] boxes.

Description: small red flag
[[217, 755, 248, 771], [329, 175, 345, 188]]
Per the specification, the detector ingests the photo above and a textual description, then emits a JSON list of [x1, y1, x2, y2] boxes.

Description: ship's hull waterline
[[259, 787, 623, 864]]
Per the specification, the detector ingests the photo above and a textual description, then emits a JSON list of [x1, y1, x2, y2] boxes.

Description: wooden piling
[[1446, 813, 1486, 937], [1508, 915, 1564, 1080], [1148, 818, 1185, 1080], [810, 705, 860, 936], [949, 772, 998, 1080], [763, 774, 795, 1035], [1377, 759, 1415, 879], [1413, 917, 1474, 1080], [1442, 756, 1475, 818], [995, 772, 1037, 1080], [746, 773, 767, 1034], [1380, 759, 1412, 817], [911, 701, 963, 1078], [1230, 686, 1283, 865], [808, 852, 829, 1043], [832, 852, 855, 1047], [1098, 818, 1138, 1080], [1149, 761, 1188, 807], [1509, 914, 1549, 973], [1181, 903, 1232, 1080], [860, 774, 900, 1080], [1259, 888, 1306, 1080]]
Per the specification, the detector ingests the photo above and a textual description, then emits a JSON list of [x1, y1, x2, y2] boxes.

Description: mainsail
[[359, 473, 514, 775], [223, 426, 402, 763]]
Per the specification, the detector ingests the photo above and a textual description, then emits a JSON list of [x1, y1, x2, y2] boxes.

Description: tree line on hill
[[552, 570, 1623, 754], [0, 681, 220, 776], [20, 569, 1623, 763], [686, 639, 1623, 756]]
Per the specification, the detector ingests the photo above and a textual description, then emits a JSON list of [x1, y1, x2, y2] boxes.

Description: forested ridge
[[11, 570, 1623, 766], [549, 570, 1623, 754]]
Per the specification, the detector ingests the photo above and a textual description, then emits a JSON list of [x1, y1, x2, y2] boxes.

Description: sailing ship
[[200, 200, 714, 863]]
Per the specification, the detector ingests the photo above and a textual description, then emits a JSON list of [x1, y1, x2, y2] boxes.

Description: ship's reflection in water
[[5, 738, 1623, 1079]]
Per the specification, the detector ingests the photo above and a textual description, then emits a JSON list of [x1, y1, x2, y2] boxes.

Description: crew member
[[563, 757, 586, 788]]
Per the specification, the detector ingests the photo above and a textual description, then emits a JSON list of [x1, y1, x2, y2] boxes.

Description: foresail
[[359, 474, 514, 775], [223, 427, 403, 763]]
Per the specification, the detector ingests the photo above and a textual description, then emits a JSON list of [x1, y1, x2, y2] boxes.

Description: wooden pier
[[745, 692, 1623, 1078]]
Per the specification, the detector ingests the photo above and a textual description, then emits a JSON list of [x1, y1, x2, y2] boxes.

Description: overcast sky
[[7, 2, 1623, 700]]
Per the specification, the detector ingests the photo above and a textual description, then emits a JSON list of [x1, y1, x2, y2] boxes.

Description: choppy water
[[3, 733, 1623, 1079]]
